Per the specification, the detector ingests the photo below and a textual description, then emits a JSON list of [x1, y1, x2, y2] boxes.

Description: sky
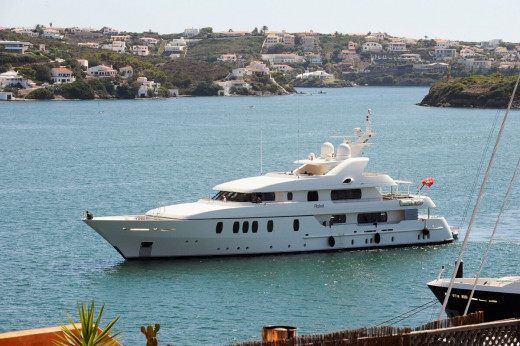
[[1, 0, 519, 43]]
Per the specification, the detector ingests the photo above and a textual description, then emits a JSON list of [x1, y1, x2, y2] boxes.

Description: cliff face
[[420, 74, 520, 108]]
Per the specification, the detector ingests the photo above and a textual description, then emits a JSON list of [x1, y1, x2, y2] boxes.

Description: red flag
[[422, 178, 434, 188], [447, 72, 450, 80]]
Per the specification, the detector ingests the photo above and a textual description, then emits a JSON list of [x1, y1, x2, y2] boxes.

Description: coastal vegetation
[[420, 74, 520, 108], [1, 27, 519, 100]]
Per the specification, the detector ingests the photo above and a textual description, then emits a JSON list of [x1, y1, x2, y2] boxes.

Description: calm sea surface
[[1, 87, 520, 345]]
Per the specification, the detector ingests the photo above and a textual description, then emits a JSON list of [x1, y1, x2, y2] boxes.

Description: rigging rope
[[375, 298, 438, 326], [458, 110, 501, 231]]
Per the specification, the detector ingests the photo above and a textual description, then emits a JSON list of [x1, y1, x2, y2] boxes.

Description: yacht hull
[[428, 280, 520, 322], [84, 216, 453, 259]]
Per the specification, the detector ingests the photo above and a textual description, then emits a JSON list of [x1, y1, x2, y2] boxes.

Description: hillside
[[420, 74, 520, 108]]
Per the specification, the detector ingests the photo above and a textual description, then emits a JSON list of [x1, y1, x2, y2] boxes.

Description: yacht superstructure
[[83, 111, 456, 259]]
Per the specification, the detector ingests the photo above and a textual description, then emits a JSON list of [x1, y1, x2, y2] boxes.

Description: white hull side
[[84, 216, 453, 259]]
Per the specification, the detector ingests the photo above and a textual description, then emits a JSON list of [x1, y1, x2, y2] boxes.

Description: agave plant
[[54, 301, 123, 346]]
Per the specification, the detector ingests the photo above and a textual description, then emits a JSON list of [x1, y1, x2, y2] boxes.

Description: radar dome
[[320, 142, 334, 159], [336, 143, 351, 160]]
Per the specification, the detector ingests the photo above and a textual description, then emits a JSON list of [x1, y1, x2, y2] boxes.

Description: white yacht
[[83, 111, 456, 259]]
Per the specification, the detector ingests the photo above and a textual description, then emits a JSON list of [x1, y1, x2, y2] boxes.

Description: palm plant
[[54, 301, 123, 346]]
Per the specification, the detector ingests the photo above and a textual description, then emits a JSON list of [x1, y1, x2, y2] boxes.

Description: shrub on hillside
[[26, 88, 54, 99]]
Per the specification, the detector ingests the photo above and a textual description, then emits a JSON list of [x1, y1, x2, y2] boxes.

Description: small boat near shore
[[83, 110, 456, 259]]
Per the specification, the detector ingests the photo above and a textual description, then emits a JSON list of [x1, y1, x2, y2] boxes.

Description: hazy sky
[[2, 0, 519, 42]]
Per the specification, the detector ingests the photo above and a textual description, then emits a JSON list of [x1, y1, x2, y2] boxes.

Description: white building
[[481, 39, 502, 49], [77, 59, 88, 68], [78, 42, 100, 49], [0, 70, 34, 88], [137, 77, 160, 97], [184, 28, 199, 37], [435, 39, 458, 49], [302, 36, 316, 51], [387, 42, 407, 52], [0, 41, 31, 54], [16, 29, 39, 38], [362, 42, 383, 52], [460, 49, 476, 58], [119, 66, 133, 78], [102, 41, 125, 53], [217, 80, 252, 96], [306, 53, 322, 64], [435, 48, 457, 60], [464, 59, 492, 69], [42, 29, 64, 39], [398, 53, 421, 62], [87, 65, 117, 77], [271, 64, 294, 72], [51, 68, 75, 84], [140, 37, 159, 46], [296, 70, 334, 80], [132, 45, 149, 56], [218, 54, 237, 62], [0, 91, 13, 100], [264, 34, 281, 48], [103, 27, 120, 35], [261, 53, 305, 64], [245, 61, 270, 75]]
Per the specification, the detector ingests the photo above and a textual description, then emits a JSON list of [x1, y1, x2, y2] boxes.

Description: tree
[[261, 25, 268, 35], [267, 44, 286, 54], [26, 88, 54, 99], [15, 66, 36, 80], [58, 80, 95, 99], [32, 64, 52, 83], [251, 27, 259, 36], [115, 84, 135, 99]]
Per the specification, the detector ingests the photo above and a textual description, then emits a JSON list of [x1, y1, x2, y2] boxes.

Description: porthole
[[287, 192, 293, 200], [370, 238, 373, 244], [233, 222, 239, 233], [267, 220, 273, 232], [351, 239, 354, 245], [293, 219, 299, 231], [252, 221, 258, 233], [270, 245, 273, 249], [392, 236, 394, 242], [243, 221, 249, 233], [237, 247, 240, 250], [418, 234, 421, 240], [365, 239, 368, 244], [216, 222, 223, 234]]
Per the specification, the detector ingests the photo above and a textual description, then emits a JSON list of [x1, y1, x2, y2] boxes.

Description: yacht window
[[252, 221, 258, 233], [331, 189, 361, 200], [243, 221, 249, 233], [332, 214, 346, 223], [216, 222, 223, 234], [287, 192, 293, 201], [267, 220, 273, 232], [307, 191, 319, 201], [293, 219, 299, 231], [214, 191, 275, 203], [233, 221, 239, 233], [357, 212, 387, 224]]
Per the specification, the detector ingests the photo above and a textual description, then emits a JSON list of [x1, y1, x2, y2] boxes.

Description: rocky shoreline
[[419, 74, 520, 108]]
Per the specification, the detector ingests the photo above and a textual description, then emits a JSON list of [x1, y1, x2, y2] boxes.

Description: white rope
[[439, 71, 520, 320]]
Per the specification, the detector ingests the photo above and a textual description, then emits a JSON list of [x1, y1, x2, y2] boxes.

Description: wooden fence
[[232, 312, 520, 345]]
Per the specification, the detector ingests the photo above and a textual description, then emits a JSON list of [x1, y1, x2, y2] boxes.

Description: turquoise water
[[1, 87, 520, 345]]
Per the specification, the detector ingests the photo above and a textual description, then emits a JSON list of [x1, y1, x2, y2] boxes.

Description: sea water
[[1, 87, 519, 345]]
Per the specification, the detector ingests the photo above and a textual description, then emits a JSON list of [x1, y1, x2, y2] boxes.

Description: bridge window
[[331, 189, 361, 200], [357, 212, 387, 224]]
